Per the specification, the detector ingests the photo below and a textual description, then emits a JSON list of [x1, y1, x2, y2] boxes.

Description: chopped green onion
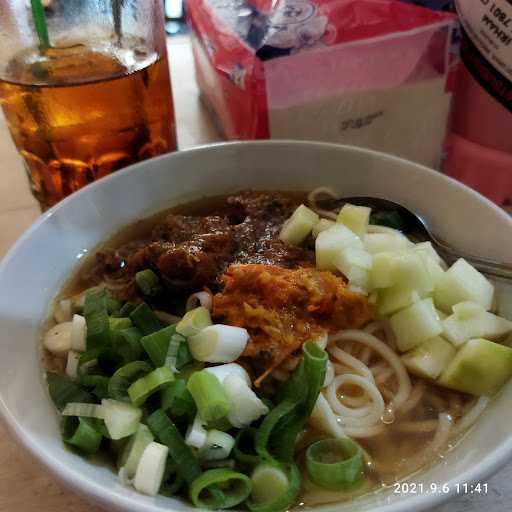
[[112, 327, 144, 364], [165, 332, 185, 372], [261, 342, 327, 462], [224, 373, 269, 428], [119, 302, 137, 317], [135, 269, 163, 297], [107, 297, 123, 314], [188, 324, 249, 363], [204, 363, 251, 385], [101, 399, 142, 440], [234, 428, 260, 467], [118, 424, 154, 478], [108, 361, 152, 402], [63, 417, 103, 454], [62, 402, 104, 419], [44, 322, 72, 354], [160, 379, 197, 422], [70, 314, 87, 352], [202, 459, 236, 469], [84, 289, 111, 349], [160, 460, 185, 496], [65, 350, 81, 379], [146, 409, 202, 484], [190, 469, 252, 509], [130, 303, 164, 335], [80, 374, 110, 399], [78, 348, 102, 375], [185, 414, 208, 449], [128, 366, 175, 407], [187, 371, 231, 423], [305, 438, 363, 490], [255, 399, 297, 461], [247, 463, 301, 512], [176, 338, 193, 369], [109, 317, 133, 331], [176, 306, 212, 337], [141, 325, 178, 367], [198, 430, 235, 461], [47, 372, 95, 411], [133, 441, 169, 496]]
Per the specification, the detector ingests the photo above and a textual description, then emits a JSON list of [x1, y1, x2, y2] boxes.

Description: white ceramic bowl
[[0, 141, 511, 512]]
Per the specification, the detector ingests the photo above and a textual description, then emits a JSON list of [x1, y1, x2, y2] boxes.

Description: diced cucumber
[[415, 250, 445, 288], [438, 338, 512, 396], [364, 233, 411, 254], [401, 336, 456, 380], [369, 251, 397, 289], [312, 219, 335, 238], [443, 306, 512, 346], [453, 301, 484, 320], [392, 251, 434, 296], [315, 225, 362, 272], [434, 258, 494, 313], [279, 205, 319, 245], [336, 204, 371, 238], [334, 247, 372, 292], [378, 286, 422, 316], [413, 242, 442, 264], [335, 247, 372, 270], [389, 298, 443, 352]]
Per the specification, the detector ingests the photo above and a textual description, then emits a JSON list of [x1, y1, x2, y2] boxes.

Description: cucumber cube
[[434, 258, 494, 313], [392, 251, 434, 296], [378, 286, 422, 316], [413, 242, 442, 265], [438, 338, 512, 396], [315, 225, 362, 272], [453, 301, 484, 320], [335, 247, 372, 292], [364, 233, 411, 254], [369, 251, 397, 289], [337, 204, 371, 238], [443, 306, 512, 346], [279, 204, 319, 245], [312, 219, 335, 238], [389, 298, 443, 352], [401, 336, 456, 380]]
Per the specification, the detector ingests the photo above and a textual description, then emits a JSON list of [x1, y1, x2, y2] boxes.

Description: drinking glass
[[0, 0, 177, 210]]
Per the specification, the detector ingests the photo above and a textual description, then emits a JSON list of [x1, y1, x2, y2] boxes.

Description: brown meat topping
[[92, 192, 312, 298]]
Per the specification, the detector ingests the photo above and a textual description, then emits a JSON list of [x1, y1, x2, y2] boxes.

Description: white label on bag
[[456, 0, 512, 82]]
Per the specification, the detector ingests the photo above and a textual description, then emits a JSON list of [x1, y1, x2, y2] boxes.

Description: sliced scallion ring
[[189, 469, 252, 509], [233, 428, 260, 467], [247, 463, 301, 512], [305, 438, 364, 490], [108, 361, 152, 402], [127, 366, 175, 407]]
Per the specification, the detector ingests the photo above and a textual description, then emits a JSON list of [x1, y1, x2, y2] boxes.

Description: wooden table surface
[[1, 36, 511, 512]]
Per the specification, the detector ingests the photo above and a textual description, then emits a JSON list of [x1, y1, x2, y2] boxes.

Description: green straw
[[30, 0, 50, 49]]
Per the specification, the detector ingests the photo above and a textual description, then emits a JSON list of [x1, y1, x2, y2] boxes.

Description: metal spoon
[[318, 196, 512, 282]]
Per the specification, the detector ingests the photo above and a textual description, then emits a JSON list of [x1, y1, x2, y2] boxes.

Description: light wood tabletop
[[1, 35, 511, 512]]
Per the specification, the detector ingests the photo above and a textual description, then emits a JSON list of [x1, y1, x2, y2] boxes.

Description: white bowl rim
[[0, 140, 511, 512]]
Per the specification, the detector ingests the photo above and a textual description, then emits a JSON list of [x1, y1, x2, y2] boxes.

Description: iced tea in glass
[[0, 1, 176, 210]]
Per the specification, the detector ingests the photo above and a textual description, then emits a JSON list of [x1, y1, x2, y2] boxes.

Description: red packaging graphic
[[188, 0, 457, 168]]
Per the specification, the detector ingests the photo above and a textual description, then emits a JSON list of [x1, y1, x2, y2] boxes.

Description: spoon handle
[[432, 240, 512, 282]]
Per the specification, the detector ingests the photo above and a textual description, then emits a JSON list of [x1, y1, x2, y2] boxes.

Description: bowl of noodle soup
[[0, 141, 511, 512]]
